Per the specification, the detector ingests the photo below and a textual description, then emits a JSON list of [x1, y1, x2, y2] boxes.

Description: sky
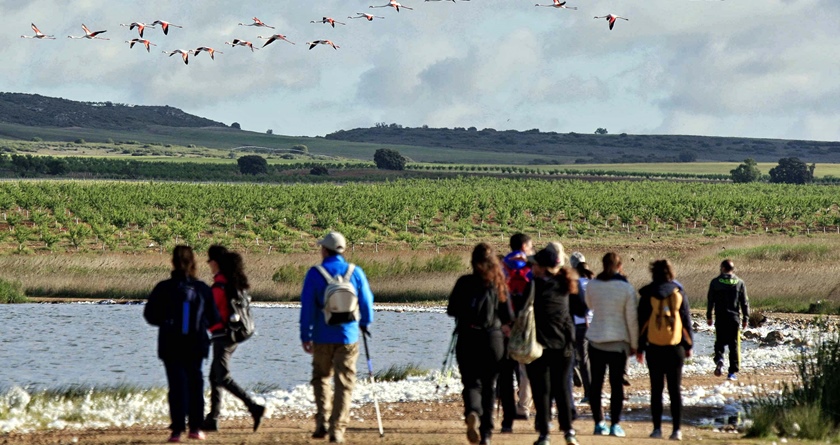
[[1, 0, 839, 141]]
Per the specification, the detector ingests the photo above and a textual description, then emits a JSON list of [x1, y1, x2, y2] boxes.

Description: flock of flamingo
[[20, 1, 629, 65]]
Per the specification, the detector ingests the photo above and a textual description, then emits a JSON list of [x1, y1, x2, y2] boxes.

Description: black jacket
[[706, 273, 749, 325], [528, 275, 584, 352], [144, 272, 220, 361], [637, 281, 693, 353], [447, 274, 513, 332]]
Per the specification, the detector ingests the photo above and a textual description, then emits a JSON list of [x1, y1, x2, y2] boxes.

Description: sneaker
[[593, 421, 609, 436], [466, 412, 481, 444], [580, 397, 590, 404], [610, 424, 626, 437], [669, 430, 683, 441], [534, 435, 550, 445], [312, 426, 328, 439], [167, 433, 181, 443], [515, 413, 530, 420], [479, 440, 491, 445], [328, 433, 345, 444], [714, 361, 723, 377], [564, 432, 579, 445], [187, 430, 205, 440], [250, 404, 266, 432], [727, 373, 738, 381], [650, 428, 663, 438], [200, 416, 217, 432]]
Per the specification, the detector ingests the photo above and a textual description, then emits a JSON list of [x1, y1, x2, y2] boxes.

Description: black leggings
[[526, 348, 574, 436], [646, 345, 685, 431], [588, 345, 627, 425], [456, 328, 505, 441]]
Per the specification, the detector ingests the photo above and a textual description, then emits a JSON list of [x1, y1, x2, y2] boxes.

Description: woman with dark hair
[[570, 254, 594, 405], [203, 248, 266, 433], [144, 246, 219, 443], [637, 260, 693, 441], [447, 243, 513, 445], [584, 252, 638, 438], [526, 243, 583, 445]]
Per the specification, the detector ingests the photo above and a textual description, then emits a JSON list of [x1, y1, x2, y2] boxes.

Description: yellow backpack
[[643, 288, 690, 347]]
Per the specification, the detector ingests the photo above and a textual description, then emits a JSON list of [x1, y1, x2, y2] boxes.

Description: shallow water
[[0, 304, 452, 391]]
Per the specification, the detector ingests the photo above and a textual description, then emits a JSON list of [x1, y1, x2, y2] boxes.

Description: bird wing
[[31, 23, 42, 34], [81, 24, 91, 35], [263, 37, 276, 47]]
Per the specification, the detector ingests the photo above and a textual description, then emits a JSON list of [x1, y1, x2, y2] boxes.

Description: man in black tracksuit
[[706, 259, 749, 380]]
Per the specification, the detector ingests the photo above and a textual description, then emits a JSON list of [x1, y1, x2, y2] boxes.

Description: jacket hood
[[646, 281, 679, 300]]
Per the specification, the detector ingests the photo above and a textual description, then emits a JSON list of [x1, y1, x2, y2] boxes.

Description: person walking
[[499, 233, 534, 432], [447, 243, 513, 445], [299, 232, 374, 444], [585, 252, 638, 438], [203, 247, 266, 433], [706, 259, 749, 381], [637, 260, 694, 441], [144, 246, 220, 443], [569, 252, 593, 405], [526, 244, 583, 445]]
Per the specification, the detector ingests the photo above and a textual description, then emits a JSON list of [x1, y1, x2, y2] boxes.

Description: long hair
[[576, 262, 595, 280], [549, 267, 580, 295], [172, 245, 197, 279], [207, 244, 229, 264], [219, 252, 250, 292], [650, 259, 675, 283], [596, 252, 622, 281], [471, 243, 508, 303]]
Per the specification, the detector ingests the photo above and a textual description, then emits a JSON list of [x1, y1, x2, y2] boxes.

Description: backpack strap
[[314, 265, 337, 284], [343, 264, 356, 282]]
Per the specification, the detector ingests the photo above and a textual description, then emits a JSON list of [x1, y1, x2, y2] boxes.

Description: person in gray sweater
[[585, 252, 638, 438]]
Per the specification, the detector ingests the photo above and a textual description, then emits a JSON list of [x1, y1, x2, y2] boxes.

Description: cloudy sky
[[1, 0, 838, 141]]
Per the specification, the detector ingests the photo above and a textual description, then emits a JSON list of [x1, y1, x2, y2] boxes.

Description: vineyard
[[0, 178, 838, 256]]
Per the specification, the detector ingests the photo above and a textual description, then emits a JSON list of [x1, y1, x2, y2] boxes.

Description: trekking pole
[[436, 331, 458, 393], [362, 331, 385, 438]]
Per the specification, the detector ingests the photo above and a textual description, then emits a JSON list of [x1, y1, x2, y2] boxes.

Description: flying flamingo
[[163, 49, 195, 65], [21, 24, 55, 39], [150, 20, 182, 35], [370, 1, 413, 12], [594, 14, 628, 30], [67, 24, 108, 40], [225, 39, 259, 52], [258, 34, 295, 47], [424, 0, 470, 2], [126, 38, 156, 52], [194, 47, 223, 60], [119, 22, 155, 38], [306, 40, 339, 50], [535, 0, 577, 10], [348, 13, 384, 21], [311, 17, 346, 28], [238, 17, 274, 29]]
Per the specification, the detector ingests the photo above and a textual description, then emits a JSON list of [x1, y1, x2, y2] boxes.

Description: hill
[[326, 124, 840, 164], [0, 92, 227, 130]]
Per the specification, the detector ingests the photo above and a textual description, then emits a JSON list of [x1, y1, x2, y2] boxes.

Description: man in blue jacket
[[300, 232, 374, 444]]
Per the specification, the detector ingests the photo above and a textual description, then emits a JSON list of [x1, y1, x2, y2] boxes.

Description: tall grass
[[0, 278, 27, 303], [747, 325, 840, 439], [373, 363, 427, 382], [720, 243, 833, 262], [272, 253, 464, 284]]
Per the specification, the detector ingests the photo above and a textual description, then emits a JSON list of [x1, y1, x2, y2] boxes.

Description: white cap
[[318, 231, 346, 253], [545, 242, 566, 268], [570, 252, 586, 268]]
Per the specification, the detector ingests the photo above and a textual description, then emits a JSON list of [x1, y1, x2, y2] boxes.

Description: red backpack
[[505, 264, 531, 297]]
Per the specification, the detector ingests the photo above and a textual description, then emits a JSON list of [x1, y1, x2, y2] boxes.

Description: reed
[[373, 363, 427, 382]]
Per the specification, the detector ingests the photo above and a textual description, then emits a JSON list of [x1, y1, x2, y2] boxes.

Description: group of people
[[142, 230, 748, 445], [446, 234, 750, 445]]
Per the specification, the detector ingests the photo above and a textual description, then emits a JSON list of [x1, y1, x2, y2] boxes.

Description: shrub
[[310, 166, 329, 176], [374, 363, 426, 382], [374, 148, 406, 171], [74, 138, 86, 144], [31, 137, 42, 142], [0, 278, 27, 303], [238, 155, 268, 175]]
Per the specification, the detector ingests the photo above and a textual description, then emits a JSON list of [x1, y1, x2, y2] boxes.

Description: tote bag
[[508, 282, 544, 364]]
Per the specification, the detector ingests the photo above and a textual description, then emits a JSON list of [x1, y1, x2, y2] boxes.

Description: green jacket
[[706, 273, 749, 325]]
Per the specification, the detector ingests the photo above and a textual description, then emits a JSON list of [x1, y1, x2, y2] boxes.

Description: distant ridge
[[0, 92, 227, 130]]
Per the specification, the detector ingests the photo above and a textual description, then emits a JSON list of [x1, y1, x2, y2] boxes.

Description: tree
[[230, 122, 241, 130], [769, 157, 814, 184], [237, 155, 268, 175], [373, 148, 406, 171], [292, 144, 309, 153], [730, 158, 762, 183], [266, 129, 273, 135], [677, 150, 697, 162], [594, 128, 608, 135]]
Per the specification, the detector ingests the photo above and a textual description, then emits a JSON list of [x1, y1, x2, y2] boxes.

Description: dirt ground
[[3, 368, 800, 445]]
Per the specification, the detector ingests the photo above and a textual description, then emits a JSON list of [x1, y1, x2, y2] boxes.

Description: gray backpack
[[315, 264, 360, 325]]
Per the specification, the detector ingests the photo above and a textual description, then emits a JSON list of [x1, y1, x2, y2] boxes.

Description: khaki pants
[[516, 362, 533, 415], [311, 343, 359, 438]]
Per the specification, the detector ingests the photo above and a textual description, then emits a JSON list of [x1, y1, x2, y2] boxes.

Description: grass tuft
[[373, 363, 427, 382], [0, 278, 27, 304]]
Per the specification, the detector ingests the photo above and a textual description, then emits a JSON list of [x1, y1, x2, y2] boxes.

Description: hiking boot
[[593, 421, 609, 435], [200, 416, 217, 432], [622, 377, 631, 386], [250, 404, 266, 432], [187, 430, 205, 440], [610, 424, 626, 437], [669, 430, 683, 441], [714, 361, 723, 377], [466, 412, 481, 444], [312, 426, 328, 439], [727, 373, 738, 381], [650, 428, 663, 438], [328, 432, 345, 443], [500, 427, 513, 434], [167, 433, 181, 443], [534, 435, 550, 445], [564, 432, 579, 445]]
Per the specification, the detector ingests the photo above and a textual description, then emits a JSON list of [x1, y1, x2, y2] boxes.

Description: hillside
[[0, 92, 227, 130], [326, 125, 840, 164]]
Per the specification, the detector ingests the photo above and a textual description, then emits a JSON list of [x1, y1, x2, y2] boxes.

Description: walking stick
[[362, 330, 385, 438], [436, 331, 458, 393]]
